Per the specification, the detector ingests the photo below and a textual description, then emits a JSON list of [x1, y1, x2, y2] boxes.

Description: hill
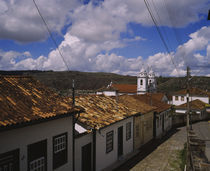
[[0, 70, 209, 95]]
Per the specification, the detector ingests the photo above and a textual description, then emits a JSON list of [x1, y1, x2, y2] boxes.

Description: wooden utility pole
[[186, 66, 190, 170]]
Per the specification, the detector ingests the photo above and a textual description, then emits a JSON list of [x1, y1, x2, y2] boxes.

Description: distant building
[[175, 99, 209, 120], [172, 87, 210, 106], [0, 76, 82, 171], [137, 68, 156, 94], [97, 68, 157, 96]]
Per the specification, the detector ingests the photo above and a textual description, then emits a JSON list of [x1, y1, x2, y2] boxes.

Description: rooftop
[[75, 95, 137, 130], [132, 94, 171, 113], [112, 84, 137, 93], [173, 87, 210, 97], [117, 95, 156, 114], [175, 99, 207, 110], [0, 76, 81, 129]]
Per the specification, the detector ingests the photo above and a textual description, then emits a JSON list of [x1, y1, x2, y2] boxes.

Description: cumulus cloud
[[0, 0, 209, 77], [0, 0, 80, 42], [0, 0, 208, 42], [1, 26, 210, 76]]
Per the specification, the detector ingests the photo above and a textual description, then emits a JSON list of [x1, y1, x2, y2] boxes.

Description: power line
[[150, 0, 173, 52], [144, 0, 180, 77], [162, 0, 188, 66], [32, 0, 70, 71]]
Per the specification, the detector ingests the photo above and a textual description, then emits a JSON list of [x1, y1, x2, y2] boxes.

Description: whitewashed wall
[[103, 91, 117, 96], [172, 95, 209, 106], [75, 133, 92, 171], [0, 117, 73, 171], [95, 117, 133, 171]]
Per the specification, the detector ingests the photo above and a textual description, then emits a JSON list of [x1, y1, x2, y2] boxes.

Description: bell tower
[[137, 68, 148, 94], [148, 69, 156, 92]]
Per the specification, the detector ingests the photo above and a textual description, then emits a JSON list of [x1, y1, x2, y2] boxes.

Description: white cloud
[[0, 0, 80, 42], [1, 26, 210, 76], [0, 0, 209, 77], [0, 0, 208, 42]]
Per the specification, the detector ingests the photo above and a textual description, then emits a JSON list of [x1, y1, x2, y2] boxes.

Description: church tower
[[148, 69, 156, 92], [137, 68, 148, 94]]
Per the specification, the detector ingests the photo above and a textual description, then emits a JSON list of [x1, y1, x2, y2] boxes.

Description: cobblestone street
[[131, 126, 187, 171], [115, 121, 210, 171]]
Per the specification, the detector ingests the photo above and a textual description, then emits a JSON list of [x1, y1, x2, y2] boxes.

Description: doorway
[[82, 143, 92, 171], [118, 126, 123, 157]]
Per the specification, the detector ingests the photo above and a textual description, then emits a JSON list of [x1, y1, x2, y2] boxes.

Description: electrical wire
[[144, 0, 180, 77], [32, 0, 70, 71], [162, 0, 188, 66]]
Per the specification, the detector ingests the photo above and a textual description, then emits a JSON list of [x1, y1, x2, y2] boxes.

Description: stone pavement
[[131, 127, 187, 171]]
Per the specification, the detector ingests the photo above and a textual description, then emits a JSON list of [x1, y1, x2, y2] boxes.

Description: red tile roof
[[132, 94, 171, 113], [112, 84, 137, 93], [175, 99, 207, 110], [174, 87, 209, 97], [0, 76, 81, 128], [75, 95, 137, 130], [117, 95, 156, 114]]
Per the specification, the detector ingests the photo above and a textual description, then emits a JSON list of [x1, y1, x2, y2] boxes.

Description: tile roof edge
[[0, 110, 82, 132]]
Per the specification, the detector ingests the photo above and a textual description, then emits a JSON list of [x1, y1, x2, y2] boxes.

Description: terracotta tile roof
[[150, 93, 165, 102], [175, 99, 207, 110], [96, 86, 118, 92], [0, 76, 80, 128], [173, 87, 209, 97], [132, 94, 171, 113], [117, 95, 156, 114], [112, 84, 137, 93], [75, 95, 137, 130]]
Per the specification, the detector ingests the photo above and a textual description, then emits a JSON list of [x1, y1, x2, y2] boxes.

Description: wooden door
[[118, 126, 123, 157], [82, 143, 92, 171]]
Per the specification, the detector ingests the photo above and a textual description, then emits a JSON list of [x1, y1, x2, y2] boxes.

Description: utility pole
[[186, 66, 190, 170]]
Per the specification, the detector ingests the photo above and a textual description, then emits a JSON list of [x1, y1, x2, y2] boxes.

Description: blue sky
[[0, 0, 209, 76]]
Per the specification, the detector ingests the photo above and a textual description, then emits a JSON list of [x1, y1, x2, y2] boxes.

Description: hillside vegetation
[[0, 70, 210, 95]]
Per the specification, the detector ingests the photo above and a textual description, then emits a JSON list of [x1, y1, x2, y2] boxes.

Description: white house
[[0, 76, 82, 171], [172, 87, 210, 106], [175, 99, 209, 121], [74, 95, 137, 171], [96, 68, 157, 96]]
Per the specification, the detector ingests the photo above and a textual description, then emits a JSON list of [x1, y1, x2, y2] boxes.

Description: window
[[28, 140, 47, 171], [181, 96, 184, 101], [106, 131, 114, 153], [0, 149, 19, 171], [126, 122, 131, 140], [54, 134, 66, 153], [149, 80, 152, 84], [53, 133, 67, 169], [140, 79, 143, 85], [135, 124, 140, 137], [175, 96, 178, 101], [29, 156, 45, 171]]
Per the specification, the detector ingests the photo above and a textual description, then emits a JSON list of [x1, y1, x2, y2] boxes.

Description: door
[[82, 143, 92, 171], [28, 139, 47, 171], [118, 126, 123, 157]]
